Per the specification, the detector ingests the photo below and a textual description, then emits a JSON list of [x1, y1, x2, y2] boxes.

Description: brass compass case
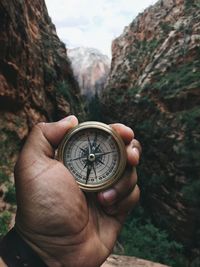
[[57, 121, 127, 192]]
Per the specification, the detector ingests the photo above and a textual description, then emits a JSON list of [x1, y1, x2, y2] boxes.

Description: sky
[[45, 0, 158, 57]]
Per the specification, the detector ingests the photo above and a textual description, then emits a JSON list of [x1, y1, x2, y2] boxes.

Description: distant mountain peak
[[68, 47, 111, 99]]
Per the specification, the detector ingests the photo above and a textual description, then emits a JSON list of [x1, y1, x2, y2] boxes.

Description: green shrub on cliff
[[56, 80, 85, 121], [4, 183, 16, 205], [185, 0, 200, 10], [56, 80, 72, 100], [0, 211, 12, 237], [44, 63, 57, 84], [0, 129, 20, 167], [160, 22, 174, 34], [0, 170, 9, 184], [179, 107, 200, 185], [179, 107, 200, 213], [87, 92, 104, 122], [120, 207, 184, 266], [153, 61, 200, 98], [183, 180, 200, 206]]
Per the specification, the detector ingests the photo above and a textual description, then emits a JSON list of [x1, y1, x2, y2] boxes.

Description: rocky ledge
[[102, 255, 169, 267]]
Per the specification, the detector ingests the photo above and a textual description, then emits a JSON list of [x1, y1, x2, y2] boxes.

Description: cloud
[[55, 17, 90, 28], [45, 0, 158, 57]]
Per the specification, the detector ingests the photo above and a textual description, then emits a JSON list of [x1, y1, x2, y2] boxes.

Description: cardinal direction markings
[[95, 150, 117, 157], [66, 155, 87, 162], [65, 129, 119, 186]]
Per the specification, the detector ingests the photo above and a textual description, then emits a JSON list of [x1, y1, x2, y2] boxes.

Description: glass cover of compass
[[57, 121, 127, 192]]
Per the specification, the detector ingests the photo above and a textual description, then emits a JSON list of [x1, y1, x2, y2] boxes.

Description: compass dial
[[57, 122, 127, 192]]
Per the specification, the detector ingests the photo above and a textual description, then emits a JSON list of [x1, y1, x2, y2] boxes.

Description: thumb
[[37, 115, 78, 148], [20, 115, 78, 159]]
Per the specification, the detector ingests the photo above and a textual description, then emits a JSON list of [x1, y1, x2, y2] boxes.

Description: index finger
[[110, 123, 134, 145]]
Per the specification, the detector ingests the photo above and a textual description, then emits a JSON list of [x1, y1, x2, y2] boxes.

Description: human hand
[[14, 115, 141, 267]]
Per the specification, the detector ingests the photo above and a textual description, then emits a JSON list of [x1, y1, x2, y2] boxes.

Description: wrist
[[0, 228, 48, 267]]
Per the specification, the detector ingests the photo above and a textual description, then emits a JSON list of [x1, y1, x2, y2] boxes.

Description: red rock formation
[[102, 255, 169, 267], [0, 0, 83, 144], [0, 0, 84, 226], [102, 0, 200, 263]]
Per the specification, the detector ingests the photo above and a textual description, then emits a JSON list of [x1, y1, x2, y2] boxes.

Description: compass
[[57, 121, 127, 192]]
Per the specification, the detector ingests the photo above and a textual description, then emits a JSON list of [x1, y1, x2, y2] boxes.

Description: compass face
[[57, 122, 127, 192]]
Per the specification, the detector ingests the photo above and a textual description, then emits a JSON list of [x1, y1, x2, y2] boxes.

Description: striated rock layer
[[0, 0, 83, 138], [0, 0, 83, 170], [102, 0, 200, 260], [102, 255, 169, 267], [68, 47, 110, 99]]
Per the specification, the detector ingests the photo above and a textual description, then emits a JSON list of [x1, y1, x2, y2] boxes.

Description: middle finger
[[98, 167, 137, 207]]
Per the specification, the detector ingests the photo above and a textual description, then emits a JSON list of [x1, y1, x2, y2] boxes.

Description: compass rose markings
[[66, 155, 87, 162], [66, 150, 117, 164], [58, 122, 126, 191], [96, 158, 105, 165]]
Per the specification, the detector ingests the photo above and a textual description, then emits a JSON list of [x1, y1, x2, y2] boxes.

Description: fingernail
[[132, 147, 139, 158], [132, 147, 140, 165], [126, 126, 133, 132], [102, 189, 117, 204], [60, 115, 76, 123]]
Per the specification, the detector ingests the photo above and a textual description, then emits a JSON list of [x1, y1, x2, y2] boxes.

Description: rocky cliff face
[[68, 47, 110, 99], [0, 0, 84, 230], [102, 0, 200, 261], [0, 0, 83, 170]]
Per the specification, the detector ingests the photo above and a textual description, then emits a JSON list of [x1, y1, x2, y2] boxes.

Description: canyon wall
[[102, 0, 200, 261], [0, 0, 84, 171]]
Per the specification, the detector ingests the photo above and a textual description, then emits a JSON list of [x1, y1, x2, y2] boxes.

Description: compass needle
[[93, 163, 97, 180], [86, 164, 92, 184], [87, 135, 93, 153], [67, 156, 87, 162], [95, 151, 117, 157], [73, 144, 87, 154], [80, 147, 87, 154], [92, 132, 98, 149], [57, 121, 127, 192], [83, 161, 88, 169], [94, 143, 101, 153], [97, 158, 105, 166]]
